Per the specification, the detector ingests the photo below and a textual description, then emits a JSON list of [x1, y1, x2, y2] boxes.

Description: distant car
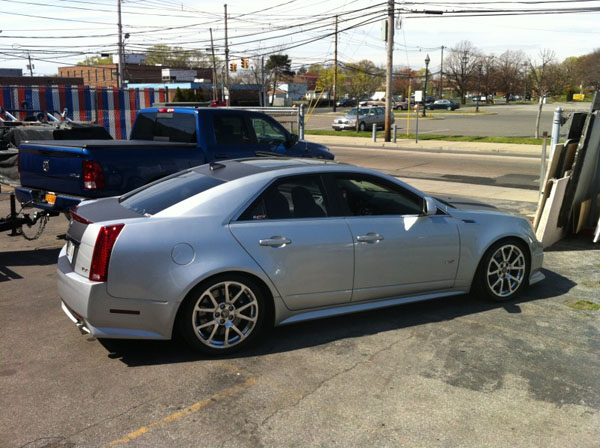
[[427, 99, 460, 111], [336, 98, 356, 107], [57, 158, 545, 354], [332, 106, 394, 131]]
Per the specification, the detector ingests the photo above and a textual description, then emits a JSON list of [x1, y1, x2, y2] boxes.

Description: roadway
[[328, 144, 542, 191], [306, 102, 590, 137]]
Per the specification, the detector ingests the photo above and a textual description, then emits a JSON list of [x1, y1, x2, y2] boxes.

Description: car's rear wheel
[[178, 274, 267, 354], [359, 122, 366, 131], [473, 239, 530, 302], [447, 106, 452, 111]]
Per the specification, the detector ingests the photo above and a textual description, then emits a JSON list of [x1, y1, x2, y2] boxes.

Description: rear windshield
[[130, 111, 198, 143], [119, 170, 225, 215]]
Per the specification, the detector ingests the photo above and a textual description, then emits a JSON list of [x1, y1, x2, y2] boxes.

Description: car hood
[[434, 196, 523, 220], [287, 140, 335, 160]]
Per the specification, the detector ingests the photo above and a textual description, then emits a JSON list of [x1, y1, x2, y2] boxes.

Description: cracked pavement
[[1, 188, 599, 447]]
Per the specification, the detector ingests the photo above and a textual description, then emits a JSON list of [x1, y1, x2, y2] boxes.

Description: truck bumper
[[15, 186, 84, 212]]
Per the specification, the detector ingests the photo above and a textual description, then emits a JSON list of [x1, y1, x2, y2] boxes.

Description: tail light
[[89, 224, 124, 282], [82, 160, 105, 190]]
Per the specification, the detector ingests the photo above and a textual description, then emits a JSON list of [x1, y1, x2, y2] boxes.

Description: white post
[[550, 106, 562, 159], [372, 123, 377, 142]]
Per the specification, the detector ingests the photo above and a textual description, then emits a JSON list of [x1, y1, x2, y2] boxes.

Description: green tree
[[264, 54, 294, 106], [77, 55, 113, 66], [341, 60, 382, 100], [145, 44, 206, 67]]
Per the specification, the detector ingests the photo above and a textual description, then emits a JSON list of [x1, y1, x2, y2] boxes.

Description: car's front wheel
[[473, 239, 530, 302], [359, 122, 366, 131], [447, 106, 452, 111], [178, 275, 268, 354]]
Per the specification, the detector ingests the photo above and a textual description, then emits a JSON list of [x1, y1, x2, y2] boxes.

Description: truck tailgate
[[19, 141, 89, 195]]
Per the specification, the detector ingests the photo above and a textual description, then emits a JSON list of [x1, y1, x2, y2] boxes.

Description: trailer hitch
[[0, 192, 57, 239]]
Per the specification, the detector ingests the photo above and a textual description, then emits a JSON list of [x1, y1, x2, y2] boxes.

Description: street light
[[422, 54, 430, 117]]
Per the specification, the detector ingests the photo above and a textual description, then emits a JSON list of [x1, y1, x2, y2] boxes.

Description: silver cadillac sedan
[[58, 158, 544, 354]]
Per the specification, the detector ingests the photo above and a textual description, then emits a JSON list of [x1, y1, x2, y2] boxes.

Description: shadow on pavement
[[544, 234, 599, 252], [0, 247, 61, 266], [99, 267, 575, 367]]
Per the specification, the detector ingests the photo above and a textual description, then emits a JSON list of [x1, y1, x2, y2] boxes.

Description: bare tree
[[529, 49, 556, 138], [479, 55, 497, 103], [496, 50, 526, 102], [445, 41, 482, 104]]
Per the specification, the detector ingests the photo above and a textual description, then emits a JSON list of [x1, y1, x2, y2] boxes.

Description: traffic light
[[241, 58, 249, 69], [230, 63, 237, 72]]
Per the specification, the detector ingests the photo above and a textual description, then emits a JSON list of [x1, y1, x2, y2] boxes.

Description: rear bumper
[[332, 123, 356, 130], [15, 186, 84, 212], [57, 245, 176, 340]]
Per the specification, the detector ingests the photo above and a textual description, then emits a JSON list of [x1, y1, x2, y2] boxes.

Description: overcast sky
[[0, 0, 598, 76]]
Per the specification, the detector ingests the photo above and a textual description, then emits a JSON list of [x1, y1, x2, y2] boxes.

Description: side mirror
[[286, 133, 299, 148], [423, 197, 437, 216]]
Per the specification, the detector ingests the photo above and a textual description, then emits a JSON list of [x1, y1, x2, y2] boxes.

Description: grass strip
[[305, 130, 543, 145]]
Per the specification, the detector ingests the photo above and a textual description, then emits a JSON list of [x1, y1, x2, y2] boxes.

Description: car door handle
[[356, 233, 384, 243], [259, 236, 292, 247]]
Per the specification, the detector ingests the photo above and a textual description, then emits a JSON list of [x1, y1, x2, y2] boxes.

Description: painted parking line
[[105, 376, 257, 446]]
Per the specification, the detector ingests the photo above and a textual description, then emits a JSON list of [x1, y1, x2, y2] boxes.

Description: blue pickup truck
[[15, 107, 333, 212]]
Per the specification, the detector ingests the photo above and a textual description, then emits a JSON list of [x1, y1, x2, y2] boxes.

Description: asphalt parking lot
[[1, 187, 599, 447]]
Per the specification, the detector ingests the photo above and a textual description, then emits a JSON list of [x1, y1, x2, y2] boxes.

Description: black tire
[[359, 122, 366, 131], [178, 274, 269, 355], [472, 238, 530, 302], [447, 106, 452, 111]]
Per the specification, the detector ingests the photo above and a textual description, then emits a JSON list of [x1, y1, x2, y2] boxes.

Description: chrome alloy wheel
[[486, 244, 526, 298], [191, 281, 259, 349]]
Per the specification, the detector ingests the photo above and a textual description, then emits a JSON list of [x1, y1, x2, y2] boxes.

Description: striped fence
[[0, 86, 166, 139]]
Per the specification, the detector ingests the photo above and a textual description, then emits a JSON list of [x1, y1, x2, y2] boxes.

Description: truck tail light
[[82, 160, 105, 190], [89, 223, 124, 282]]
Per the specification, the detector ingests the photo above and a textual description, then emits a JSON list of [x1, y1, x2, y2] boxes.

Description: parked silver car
[[332, 106, 394, 131], [58, 158, 544, 354]]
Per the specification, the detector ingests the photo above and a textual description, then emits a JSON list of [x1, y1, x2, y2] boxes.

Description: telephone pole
[[117, 0, 125, 88], [209, 28, 218, 101], [384, 0, 394, 142], [333, 15, 338, 112], [224, 4, 230, 106], [439, 45, 445, 98], [26, 52, 34, 76]]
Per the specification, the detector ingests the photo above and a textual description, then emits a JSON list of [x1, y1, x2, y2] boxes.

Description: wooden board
[[561, 141, 579, 176], [594, 215, 600, 243], [575, 199, 592, 234], [558, 113, 596, 227], [533, 143, 564, 231], [536, 177, 570, 248]]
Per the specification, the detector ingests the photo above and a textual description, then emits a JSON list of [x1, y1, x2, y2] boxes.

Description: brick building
[[0, 76, 83, 86], [58, 64, 213, 88]]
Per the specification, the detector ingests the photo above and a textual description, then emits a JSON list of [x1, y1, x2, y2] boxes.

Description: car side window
[[213, 115, 252, 145], [251, 117, 287, 146], [333, 174, 423, 216], [239, 176, 330, 220]]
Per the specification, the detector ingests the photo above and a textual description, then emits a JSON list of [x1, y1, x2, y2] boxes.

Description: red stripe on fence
[[58, 87, 67, 117], [97, 89, 104, 126], [113, 89, 122, 140], [129, 89, 137, 128], [17, 88, 26, 120]]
